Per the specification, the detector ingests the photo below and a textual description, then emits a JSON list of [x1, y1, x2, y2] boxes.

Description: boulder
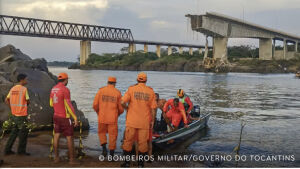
[[0, 44, 89, 130], [0, 44, 31, 62]]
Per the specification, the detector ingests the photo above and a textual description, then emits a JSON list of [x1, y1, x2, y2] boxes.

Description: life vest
[[177, 95, 190, 111], [178, 95, 187, 104], [8, 85, 28, 116]]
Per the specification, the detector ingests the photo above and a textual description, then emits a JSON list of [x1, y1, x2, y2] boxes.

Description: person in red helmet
[[50, 72, 79, 165]]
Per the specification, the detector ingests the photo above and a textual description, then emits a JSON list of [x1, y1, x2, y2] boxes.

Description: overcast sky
[[1, 0, 300, 61]]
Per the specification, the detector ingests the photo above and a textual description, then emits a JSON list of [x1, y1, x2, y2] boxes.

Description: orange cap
[[58, 72, 68, 80], [108, 76, 117, 83], [137, 72, 147, 82]]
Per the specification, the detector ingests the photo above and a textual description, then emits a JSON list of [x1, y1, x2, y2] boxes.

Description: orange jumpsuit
[[93, 84, 124, 150], [122, 83, 157, 153], [163, 99, 188, 127]]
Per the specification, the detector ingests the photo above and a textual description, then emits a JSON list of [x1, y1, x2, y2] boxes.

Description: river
[[48, 67, 300, 167]]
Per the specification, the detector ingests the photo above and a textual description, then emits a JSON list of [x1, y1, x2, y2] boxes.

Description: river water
[[48, 67, 300, 167]]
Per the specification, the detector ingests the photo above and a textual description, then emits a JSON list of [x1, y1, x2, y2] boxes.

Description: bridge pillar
[[283, 39, 287, 60], [168, 46, 172, 56], [295, 42, 298, 52], [156, 45, 161, 57], [189, 48, 193, 55], [80, 40, 91, 65], [213, 37, 228, 59], [259, 38, 273, 60], [144, 44, 148, 53], [198, 48, 203, 55], [128, 43, 136, 54], [179, 47, 183, 54]]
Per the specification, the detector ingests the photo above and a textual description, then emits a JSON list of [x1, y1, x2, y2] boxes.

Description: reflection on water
[[49, 67, 300, 167]]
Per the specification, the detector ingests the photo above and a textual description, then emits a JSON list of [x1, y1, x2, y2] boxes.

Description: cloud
[[15, 0, 108, 13], [1, 0, 300, 61], [151, 20, 172, 29]]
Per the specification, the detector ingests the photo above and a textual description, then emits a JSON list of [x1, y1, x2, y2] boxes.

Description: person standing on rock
[[121, 72, 157, 167], [50, 73, 79, 165], [93, 77, 124, 158], [4, 73, 30, 156]]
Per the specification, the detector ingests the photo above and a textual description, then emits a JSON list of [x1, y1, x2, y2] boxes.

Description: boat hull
[[152, 113, 210, 150]]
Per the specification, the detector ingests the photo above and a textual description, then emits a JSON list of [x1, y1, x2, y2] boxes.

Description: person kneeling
[[163, 98, 189, 131]]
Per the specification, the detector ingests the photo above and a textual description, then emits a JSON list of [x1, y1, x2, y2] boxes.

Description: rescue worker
[[4, 74, 30, 156], [93, 76, 124, 157], [50, 73, 79, 164], [177, 89, 193, 114], [121, 72, 157, 168], [163, 98, 189, 131]]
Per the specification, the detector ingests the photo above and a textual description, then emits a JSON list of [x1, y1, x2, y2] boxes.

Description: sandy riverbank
[[0, 131, 205, 168]]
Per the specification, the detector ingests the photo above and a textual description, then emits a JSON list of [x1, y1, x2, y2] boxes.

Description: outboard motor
[[191, 105, 200, 118]]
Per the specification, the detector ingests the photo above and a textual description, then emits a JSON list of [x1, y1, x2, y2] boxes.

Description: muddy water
[[49, 67, 300, 167]]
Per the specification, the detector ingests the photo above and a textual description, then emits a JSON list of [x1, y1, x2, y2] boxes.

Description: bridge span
[[186, 12, 300, 60], [0, 14, 209, 65]]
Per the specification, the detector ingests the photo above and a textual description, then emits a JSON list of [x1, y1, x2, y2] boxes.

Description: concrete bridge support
[[179, 47, 183, 54], [80, 40, 91, 65], [168, 46, 172, 55], [128, 43, 136, 54], [213, 37, 228, 59], [144, 44, 148, 53], [189, 48, 193, 55], [283, 39, 287, 60], [156, 45, 161, 57], [259, 38, 273, 60], [198, 48, 203, 55]]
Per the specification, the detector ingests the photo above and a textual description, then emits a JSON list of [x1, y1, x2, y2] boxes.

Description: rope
[[77, 121, 85, 159]]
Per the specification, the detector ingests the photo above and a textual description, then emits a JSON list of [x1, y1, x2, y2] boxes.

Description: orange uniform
[[122, 83, 157, 153], [93, 84, 124, 150], [163, 99, 188, 127], [6, 85, 29, 116]]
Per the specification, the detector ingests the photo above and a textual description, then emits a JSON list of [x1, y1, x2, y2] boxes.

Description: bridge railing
[[0, 15, 134, 43]]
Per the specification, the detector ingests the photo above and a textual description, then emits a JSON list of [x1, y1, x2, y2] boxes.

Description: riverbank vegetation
[[69, 45, 300, 73]]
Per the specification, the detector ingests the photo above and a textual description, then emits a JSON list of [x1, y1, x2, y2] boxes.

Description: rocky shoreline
[[0, 44, 89, 130]]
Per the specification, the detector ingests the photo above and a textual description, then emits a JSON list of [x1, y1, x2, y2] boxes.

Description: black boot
[[120, 150, 131, 168], [109, 150, 115, 162], [101, 144, 107, 157], [109, 150, 114, 156], [138, 152, 147, 168]]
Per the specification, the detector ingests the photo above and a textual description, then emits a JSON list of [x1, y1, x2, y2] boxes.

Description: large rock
[[0, 45, 89, 130]]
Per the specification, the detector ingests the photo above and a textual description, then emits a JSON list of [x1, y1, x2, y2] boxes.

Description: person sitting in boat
[[163, 98, 189, 131], [153, 93, 169, 131], [177, 89, 193, 118]]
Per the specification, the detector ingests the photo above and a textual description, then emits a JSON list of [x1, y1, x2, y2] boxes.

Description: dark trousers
[[4, 116, 28, 154]]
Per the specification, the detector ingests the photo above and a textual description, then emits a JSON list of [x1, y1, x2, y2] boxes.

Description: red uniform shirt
[[50, 83, 77, 120]]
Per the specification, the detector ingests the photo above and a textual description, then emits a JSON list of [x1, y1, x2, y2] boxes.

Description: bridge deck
[[0, 15, 206, 48]]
